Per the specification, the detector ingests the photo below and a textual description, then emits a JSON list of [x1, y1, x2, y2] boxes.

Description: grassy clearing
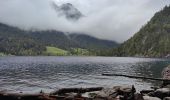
[[0, 52, 6, 56], [0, 52, 11, 57], [70, 48, 90, 56], [45, 46, 68, 56], [45, 46, 91, 56]]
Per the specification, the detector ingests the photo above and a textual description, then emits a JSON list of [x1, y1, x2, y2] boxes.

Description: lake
[[0, 56, 170, 93]]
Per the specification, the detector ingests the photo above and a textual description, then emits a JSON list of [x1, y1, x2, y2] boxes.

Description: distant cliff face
[[116, 6, 170, 57], [52, 2, 83, 21]]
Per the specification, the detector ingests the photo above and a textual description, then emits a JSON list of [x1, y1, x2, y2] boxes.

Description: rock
[[148, 88, 170, 99], [140, 90, 155, 94], [148, 92, 155, 97], [95, 85, 136, 100], [119, 85, 136, 93], [95, 88, 118, 99], [143, 96, 161, 100], [154, 88, 170, 99], [164, 97, 170, 100], [134, 93, 144, 100], [151, 87, 160, 90], [65, 92, 77, 98], [164, 85, 170, 88], [88, 93, 97, 98], [162, 65, 170, 86], [156, 88, 170, 93], [118, 85, 136, 100], [165, 54, 170, 58]]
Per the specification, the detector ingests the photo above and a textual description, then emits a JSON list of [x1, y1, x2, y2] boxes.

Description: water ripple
[[0, 56, 169, 93]]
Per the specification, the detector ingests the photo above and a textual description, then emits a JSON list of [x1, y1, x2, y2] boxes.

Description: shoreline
[[0, 84, 169, 100]]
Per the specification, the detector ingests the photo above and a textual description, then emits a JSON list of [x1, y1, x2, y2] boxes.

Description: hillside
[[115, 6, 170, 57], [0, 23, 118, 56], [69, 34, 119, 49], [29, 31, 118, 50], [29, 31, 79, 50], [0, 23, 46, 56]]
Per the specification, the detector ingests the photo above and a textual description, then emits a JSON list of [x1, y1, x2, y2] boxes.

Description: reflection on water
[[0, 56, 170, 93]]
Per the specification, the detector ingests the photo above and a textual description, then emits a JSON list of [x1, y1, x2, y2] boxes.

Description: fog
[[0, 0, 169, 42]]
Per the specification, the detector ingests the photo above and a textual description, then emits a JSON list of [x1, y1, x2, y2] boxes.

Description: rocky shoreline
[[1, 85, 170, 100]]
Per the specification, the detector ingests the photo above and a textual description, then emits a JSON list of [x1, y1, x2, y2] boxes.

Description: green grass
[[0, 52, 13, 57], [0, 52, 6, 56], [45, 46, 91, 56], [45, 46, 68, 56], [70, 48, 90, 56]]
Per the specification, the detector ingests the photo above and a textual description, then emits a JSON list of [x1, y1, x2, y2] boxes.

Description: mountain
[[115, 6, 170, 57], [0, 23, 118, 56], [52, 2, 83, 20], [0, 23, 46, 56], [69, 34, 119, 49], [29, 31, 79, 50], [29, 32, 118, 50], [0, 3, 118, 56]]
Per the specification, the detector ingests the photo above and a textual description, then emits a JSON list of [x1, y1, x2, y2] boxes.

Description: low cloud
[[0, 0, 169, 42]]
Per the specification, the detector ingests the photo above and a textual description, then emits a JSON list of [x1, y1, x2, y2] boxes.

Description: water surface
[[0, 56, 170, 93]]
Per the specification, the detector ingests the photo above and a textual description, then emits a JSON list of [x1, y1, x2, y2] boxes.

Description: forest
[[0, 23, 118, 56]]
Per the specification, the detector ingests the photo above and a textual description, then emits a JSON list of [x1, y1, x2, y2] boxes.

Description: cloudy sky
[[0, 0, 170, 42]]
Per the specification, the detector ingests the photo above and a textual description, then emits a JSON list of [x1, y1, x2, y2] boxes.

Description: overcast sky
[[0, 0, 170, 42]]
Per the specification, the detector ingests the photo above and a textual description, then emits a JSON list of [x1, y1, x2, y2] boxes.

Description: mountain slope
[[29, 31, 79, 50], [0, 22, 118, 56], [116, 6, 170, 57], [0, 23, 46, 56], [29, 32, 118, 50], [69, 34, 119, 49]]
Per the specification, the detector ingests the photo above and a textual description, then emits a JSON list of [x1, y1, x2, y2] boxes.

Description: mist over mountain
[[0, 22, 118, 56], [0, 0, 169, 42]]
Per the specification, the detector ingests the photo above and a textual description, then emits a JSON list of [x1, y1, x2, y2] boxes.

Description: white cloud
[[0, 0, 170, 42]]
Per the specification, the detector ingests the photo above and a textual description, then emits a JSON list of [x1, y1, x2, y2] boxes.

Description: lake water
[[0, 56, 170, 93]]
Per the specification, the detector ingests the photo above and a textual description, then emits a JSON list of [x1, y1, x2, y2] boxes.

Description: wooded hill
[[114, 5, 170, 57], [0, 23, 46, 56], [0, 23, 118, 56]]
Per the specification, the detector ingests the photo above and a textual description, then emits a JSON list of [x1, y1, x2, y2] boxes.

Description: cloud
[[0, 0, 170, 42]]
